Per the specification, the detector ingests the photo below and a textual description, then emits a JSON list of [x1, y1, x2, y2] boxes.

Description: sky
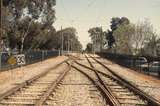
[[54, 0, 160, 49]]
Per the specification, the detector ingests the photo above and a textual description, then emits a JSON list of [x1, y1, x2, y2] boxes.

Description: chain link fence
[[98, 52, 160, 77], [0, 50, 60, 71]]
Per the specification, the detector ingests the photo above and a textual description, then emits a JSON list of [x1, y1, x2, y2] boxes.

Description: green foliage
[[107, 17, 159, 56], [105, 30, 115, 48], [142, 34, 160, 56], [110, 17, 129, 31], [88, 27, 103, 41], [1, 0, 56, 51], [105, 17, 130, 48], [113, 24, 135, 54], [1, 0, 82, 52], [55, 27, 82, 51], [88, 27, 104, 51], [85, 43, 93, 53]]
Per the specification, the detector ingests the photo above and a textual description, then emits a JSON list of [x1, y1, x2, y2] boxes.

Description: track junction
[[0, 53, 160, 106]]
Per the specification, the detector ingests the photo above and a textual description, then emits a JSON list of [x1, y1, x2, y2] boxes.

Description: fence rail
[[0, 50, 59, 71]]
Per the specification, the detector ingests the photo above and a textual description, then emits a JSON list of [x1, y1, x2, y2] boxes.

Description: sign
[[8, 56, 17, 65], [16, 54, 26, 65]]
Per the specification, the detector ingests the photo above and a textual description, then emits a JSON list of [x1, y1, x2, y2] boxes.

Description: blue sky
[[54, 0, 160, 49]]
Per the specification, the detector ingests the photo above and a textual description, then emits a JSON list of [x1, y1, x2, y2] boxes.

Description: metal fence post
[[58, 49, 60, 56], [0, 52, 1, 70], [42, 50, 44, 62]]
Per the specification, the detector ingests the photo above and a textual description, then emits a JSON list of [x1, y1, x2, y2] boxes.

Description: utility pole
[[67, 35, 69, 53], [93, 35, 95, 54], [0, 0, 2, 52], [100, 27, 103, 52], [0, 0, 2, 69], [70, 39, 72, 52], [61, 26, 63, 55]]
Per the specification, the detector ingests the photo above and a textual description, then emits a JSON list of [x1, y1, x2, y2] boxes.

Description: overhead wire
[[76, 0, 98, 23], [58, 0, 108, 49], [59, 0, 99, 26], [58, 0, 108, 25], [59, 0, 74, 27], [58, 0, 107, 31]]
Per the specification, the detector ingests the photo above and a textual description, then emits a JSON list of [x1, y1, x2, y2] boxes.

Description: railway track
[[0, 54, 159, 106], [70, 59, 122, 105], [0, 59, 71, 106], [81, 54, 160, 106], [0, 56, 113, 106], [44, 66, 107, 106]]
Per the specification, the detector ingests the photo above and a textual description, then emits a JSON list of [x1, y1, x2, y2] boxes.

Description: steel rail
[[85, 54, 103, 85], [0, 58, 69, 102], [85, 54, 121, 106], [84, 54, 94, 68], [89, 55, 160, 106], [73, 59, 120, 106], [69, 54, 81, 60], [35, 62, 71, 106], [70, 64, 119, 106]]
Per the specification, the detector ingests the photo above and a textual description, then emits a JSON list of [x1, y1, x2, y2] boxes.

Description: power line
[[60, 0, 74, 26], [77, 0, 98, 21], [58, 0, 108, 32], [87, 0, 97, 7], [59, 0, 98, 27], [60, 0, 70, 19]]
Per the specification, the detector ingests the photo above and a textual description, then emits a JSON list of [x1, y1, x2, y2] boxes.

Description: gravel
[[45, 67, 106, 106], [0, 56, 67, 96], [92, 54, 160, 101]]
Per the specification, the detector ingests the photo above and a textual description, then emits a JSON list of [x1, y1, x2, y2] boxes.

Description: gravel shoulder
[[0, 56, 67, 96]]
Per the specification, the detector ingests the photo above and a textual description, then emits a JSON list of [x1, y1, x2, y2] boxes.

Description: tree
[[61, 27, 82, 51], [1, 0, 56, 51], [88, 27, 104, 52], [142, 34, 160, 56], [111, 17, 129, 31], [44, 27, 82, 51], [107, 18, 158, 56], [85, 43, 93, 53], [156, 39, 160, 56], [105, 30, 115, 49], [112, 24, 135, 54], [132, 20, 154, 55], [105, 17, 130, 49]]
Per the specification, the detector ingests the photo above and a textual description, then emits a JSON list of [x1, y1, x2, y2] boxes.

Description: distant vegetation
[[0, 0, 82, 52], [86, 17, 160, 57]]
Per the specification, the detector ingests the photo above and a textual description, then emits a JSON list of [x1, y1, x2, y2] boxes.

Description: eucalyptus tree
[[85, 43, 93, 53], [112, 24, 135, 54], [132, 20, 155, 55], [61, 27, 82, 51], [88, 27, 104, 51], [142, 33, 159, 56], [107, 17, 157, 56], [105, 17, 130, 49], [44, 27, 82, 51], [1, 0, 56, 51]]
